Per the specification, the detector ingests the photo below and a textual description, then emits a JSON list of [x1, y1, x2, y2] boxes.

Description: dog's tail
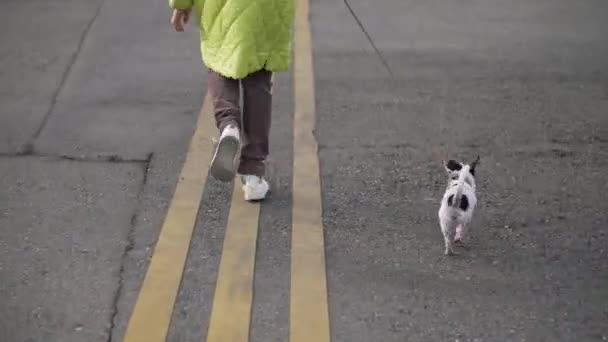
[[452, 164, 471, 209]]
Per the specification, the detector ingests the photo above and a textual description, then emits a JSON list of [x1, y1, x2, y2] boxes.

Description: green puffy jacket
[[169, 0, 294, 79]]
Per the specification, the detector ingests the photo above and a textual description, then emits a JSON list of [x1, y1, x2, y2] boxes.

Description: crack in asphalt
[[1, 147, 154, 341], [0, 151, 151, 164], [106, 152, 153, 342], [26, 0, 107, 149]]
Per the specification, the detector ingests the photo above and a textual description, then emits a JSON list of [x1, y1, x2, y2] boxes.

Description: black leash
[[342, 0, 450, 161]]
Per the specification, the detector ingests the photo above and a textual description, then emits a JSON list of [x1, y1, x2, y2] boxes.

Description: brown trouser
[[207, 69, 272, 176]]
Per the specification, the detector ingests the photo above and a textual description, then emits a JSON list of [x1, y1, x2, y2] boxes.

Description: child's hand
[[171, 9, 191, 32]]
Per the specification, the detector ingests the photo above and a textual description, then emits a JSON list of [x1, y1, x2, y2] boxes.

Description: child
[[169, 0, 294, 201]]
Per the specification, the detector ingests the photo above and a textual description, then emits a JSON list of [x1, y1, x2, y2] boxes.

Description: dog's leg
[[454, 224, 465, 246], [441, 221, 456, 256], [446, 231, 456, 256]]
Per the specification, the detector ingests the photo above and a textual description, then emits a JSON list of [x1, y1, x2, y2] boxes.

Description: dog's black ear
[[469, 156, 480, 175], [444, 159, 462, 172]]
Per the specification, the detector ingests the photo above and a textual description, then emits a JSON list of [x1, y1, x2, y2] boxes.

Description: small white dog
[[438, 157, 480, 256]]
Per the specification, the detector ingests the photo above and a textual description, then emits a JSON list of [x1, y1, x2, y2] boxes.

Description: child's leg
[[208, 69, 241, 182], [208, 69, 240, 131], [239, 70, 272, 176]]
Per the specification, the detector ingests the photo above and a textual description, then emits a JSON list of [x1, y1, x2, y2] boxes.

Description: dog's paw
[[444, 248, 456, 256], [454, 238, 464, 247]]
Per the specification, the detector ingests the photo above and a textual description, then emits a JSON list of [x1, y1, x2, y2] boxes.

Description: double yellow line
[[123, 0, 330, 340]]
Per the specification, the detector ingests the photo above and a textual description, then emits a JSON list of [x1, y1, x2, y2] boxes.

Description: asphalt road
[[314, 0, 608, 341], [1, 0, 607, 341]]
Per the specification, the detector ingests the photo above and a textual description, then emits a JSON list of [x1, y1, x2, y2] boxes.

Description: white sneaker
[[241, 175, 269, 201], [210, 125, 240, 182]]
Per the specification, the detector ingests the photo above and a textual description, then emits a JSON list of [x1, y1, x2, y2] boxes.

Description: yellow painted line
[[206, 184, 261, 342], [124, 95, 215, 342], [291, 0, 331, 341]]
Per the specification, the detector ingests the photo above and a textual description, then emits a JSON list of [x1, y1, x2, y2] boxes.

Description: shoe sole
[[210, 136, 240, 182]]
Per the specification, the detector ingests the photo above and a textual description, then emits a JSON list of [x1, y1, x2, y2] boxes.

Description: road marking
[[206, 184, 261, 342], [291, 0, 331, 341], [124, 95, 215, 342]]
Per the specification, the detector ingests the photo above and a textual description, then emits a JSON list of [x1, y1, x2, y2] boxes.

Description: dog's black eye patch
[[446, 160, 462, 171]]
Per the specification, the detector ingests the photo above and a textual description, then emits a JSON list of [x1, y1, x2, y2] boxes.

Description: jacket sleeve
[[169, 0, 193, 9]]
